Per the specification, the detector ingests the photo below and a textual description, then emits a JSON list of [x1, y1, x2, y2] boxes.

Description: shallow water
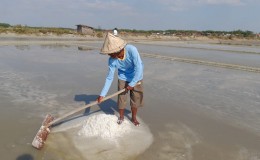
[[0, 42, 260, 160], [134, 43, 260, 68]]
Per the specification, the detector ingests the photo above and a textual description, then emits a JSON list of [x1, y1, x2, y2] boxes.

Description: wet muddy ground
[[0, 42, 260, 160]]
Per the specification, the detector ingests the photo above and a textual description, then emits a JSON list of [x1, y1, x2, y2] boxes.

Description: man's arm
[[100, 65, 115, 96], [128, 46, 143, 88], [98, 60, 116, 103]]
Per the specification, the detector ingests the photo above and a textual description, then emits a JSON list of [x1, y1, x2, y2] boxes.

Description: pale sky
[[1, 0, 259, 32]]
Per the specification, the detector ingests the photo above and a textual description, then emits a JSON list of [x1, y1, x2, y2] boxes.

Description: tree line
[[119, 29, 256, 38], [1, 22, 258, 38]]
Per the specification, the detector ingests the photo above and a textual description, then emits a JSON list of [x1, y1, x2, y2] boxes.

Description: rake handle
[[48, 82, 141, 127], [47, 89, 124, 127]]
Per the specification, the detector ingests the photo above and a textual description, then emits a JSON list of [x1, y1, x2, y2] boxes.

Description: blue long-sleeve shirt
[[100, 44, 144, 97]]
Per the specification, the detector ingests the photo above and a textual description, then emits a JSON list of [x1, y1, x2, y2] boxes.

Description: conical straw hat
[[100, 32, 127, 54]]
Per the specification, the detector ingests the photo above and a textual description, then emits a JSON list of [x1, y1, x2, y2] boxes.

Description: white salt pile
[[50, 112, 153, 160], [78, 113, 132, 141]]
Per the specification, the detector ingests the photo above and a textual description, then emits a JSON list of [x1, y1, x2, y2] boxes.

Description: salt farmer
[[97, 33, 144, 126]]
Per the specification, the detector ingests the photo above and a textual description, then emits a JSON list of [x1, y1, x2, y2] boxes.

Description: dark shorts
[[117, 79, 144, 109]]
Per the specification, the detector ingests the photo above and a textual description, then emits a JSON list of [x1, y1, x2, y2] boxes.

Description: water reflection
[[78, 46, 95, 51], [40, 44, 71, 49], [15, 45, 30, 50]]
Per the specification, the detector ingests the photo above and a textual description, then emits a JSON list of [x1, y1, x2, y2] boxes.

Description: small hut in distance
[[76, 24, 94, 35]]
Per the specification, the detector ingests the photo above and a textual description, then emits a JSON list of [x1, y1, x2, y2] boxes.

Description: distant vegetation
[[98, 28, 259, 39], [120, 29, 257, 39], [0, 22, 259, 39], [0, 23, 11, 28], [0, 23, 75, 35]]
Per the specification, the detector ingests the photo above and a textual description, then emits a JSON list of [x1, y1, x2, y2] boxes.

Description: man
[[113, 28, 118, 36], [97, 33, 144, 126]]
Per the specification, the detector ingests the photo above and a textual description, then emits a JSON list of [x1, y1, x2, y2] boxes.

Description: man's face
[[109, 50, 122, 59]]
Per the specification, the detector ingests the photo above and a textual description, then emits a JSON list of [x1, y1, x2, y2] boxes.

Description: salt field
[[0, 42, 260, 160]]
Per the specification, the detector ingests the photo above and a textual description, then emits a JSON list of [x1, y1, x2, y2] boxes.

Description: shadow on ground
[[16, 154, 34, 160], [74, 94, 131, 118]]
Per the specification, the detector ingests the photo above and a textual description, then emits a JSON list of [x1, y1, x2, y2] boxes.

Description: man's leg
[[118, 108, 124, 121], [130, 80, 144, 126], [117, 79, 127, 124], [131, 106, 139, 126]]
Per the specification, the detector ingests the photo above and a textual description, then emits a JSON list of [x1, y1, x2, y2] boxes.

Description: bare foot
[[131, 119, 140, 126], [117, 117, 124, 125]]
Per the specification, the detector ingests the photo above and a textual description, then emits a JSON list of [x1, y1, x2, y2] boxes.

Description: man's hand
[[97, 96, 104, 103], [126, 85, 134, 91]]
